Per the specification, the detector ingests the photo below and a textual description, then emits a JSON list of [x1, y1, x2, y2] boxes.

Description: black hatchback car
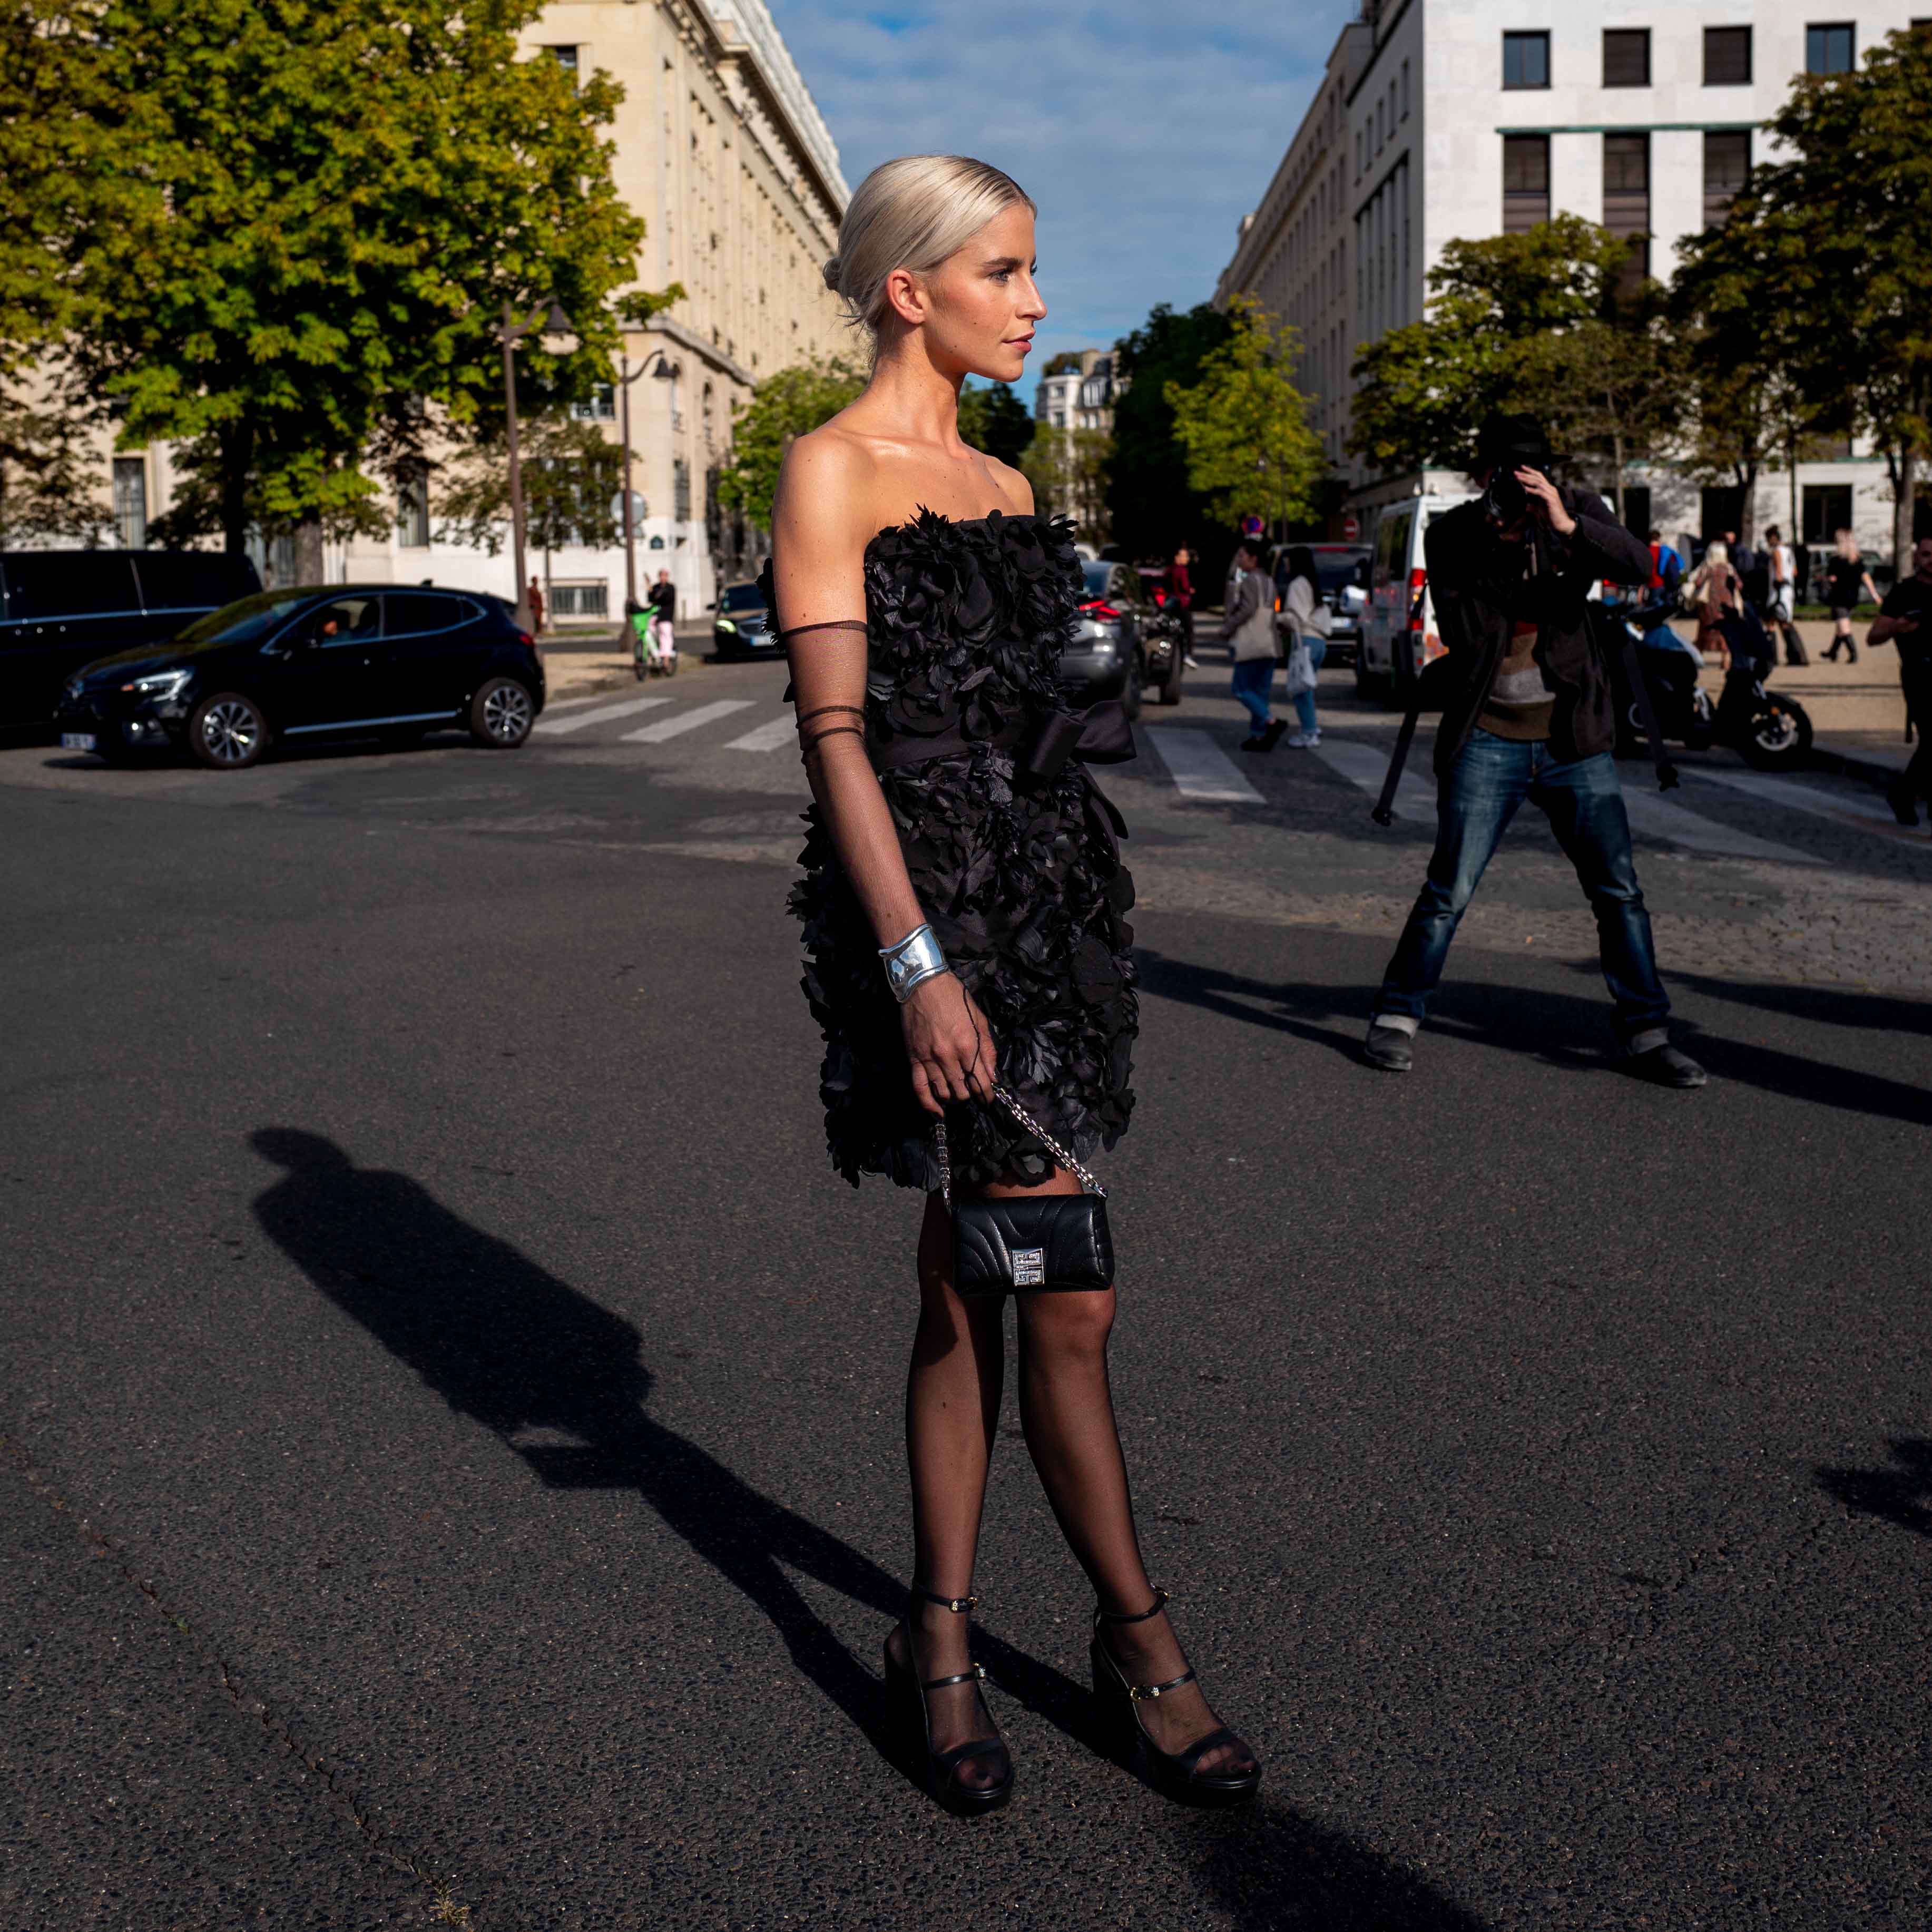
[[56, 584, 545, 769], [712, 580, 781, 661], [1, 547, 261, 726]]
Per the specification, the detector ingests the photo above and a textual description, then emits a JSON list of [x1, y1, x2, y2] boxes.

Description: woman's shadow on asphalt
[[250, 1127, 1485, 1929]]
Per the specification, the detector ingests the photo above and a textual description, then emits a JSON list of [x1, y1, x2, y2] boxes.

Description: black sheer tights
[[886, 1182, 1255, 1787]]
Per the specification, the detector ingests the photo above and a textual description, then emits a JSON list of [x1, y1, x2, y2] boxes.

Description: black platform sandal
[[1091, 1589, 1262, 1807], [883, 1585, 1014, 1817]]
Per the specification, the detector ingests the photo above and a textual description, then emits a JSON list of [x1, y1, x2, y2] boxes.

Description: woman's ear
[[883, 266, 927, 327]]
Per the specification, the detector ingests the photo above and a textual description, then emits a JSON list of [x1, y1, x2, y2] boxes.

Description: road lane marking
[[723, 713, 799, 753], [1617, 786, 1818, 864], [1309, 735, 1437, 820], [540, 689, 633, 713], [1143, 727, 1264, 803], [533, 695, 671, 735], [1687, 765, 1904, 829], [622, 699, 756, 744]]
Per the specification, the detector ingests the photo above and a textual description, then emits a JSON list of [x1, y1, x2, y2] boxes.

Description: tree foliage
[[1164, 297, 1323, 534], [1106, 301, 1233, 561], [0, 383, 110, 542], [47, 0, 655, 553], [957, 380, 1034, 470], [1021, 427, 1111, 540], [434, 414, 625, 561], [712, 357, 865, 529]]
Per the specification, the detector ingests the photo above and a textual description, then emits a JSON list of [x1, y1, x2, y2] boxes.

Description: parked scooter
[[1141, 596, 1188, 706], [1609, 598, 1813, 772]]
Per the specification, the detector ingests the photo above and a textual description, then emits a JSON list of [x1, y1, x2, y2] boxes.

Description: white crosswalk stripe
[[1142, 727, 1264, 803], [622, 698, 755, 744], [533, 695, 671, 736], [540, 688, 631, 713], [1308, 735, 1436, 820], [1688, 764, 1904, 830], [1619, 786, 1818, 865], [723, 713, 799, 753]]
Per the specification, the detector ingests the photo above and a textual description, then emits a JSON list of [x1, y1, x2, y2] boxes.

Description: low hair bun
[[821, 255, 842, 293]]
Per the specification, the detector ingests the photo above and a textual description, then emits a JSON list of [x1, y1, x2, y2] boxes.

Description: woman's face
[[900, 202, 1045, 385]]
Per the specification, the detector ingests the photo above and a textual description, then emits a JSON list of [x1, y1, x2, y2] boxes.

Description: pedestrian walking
[[1867, 529, 1932, 827], [1163, 545, 1200, 666], [1821, 529, 1879, 662], [1277, 544, 1331, 747], [526, 575, 547, 635], [1764, 524, 1809, 665], [1686, 540, 1742, 668], [1646, 528, 1685, 602], [647, 568, 678, 667], [1222, 536, 1284, 751], [1362, 413, 1706, 1087], [764, 152, 1260, 1816]]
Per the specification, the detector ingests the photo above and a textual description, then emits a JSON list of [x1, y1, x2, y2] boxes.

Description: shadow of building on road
[[1817, 1439, 1932, 1535], [1135, 948, 1932, 1127], [248, 1128, 1489, 1923]]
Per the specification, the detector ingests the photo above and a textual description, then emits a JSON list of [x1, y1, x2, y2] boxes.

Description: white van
[[1356, 489, 1479, 704]]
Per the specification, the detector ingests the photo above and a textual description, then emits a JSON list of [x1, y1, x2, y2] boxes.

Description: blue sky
[[766, 0, 1359, 366]]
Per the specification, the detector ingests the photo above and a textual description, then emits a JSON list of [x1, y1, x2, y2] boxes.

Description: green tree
[[1349, 215, 1634, 476], [712, 357, 865, 529], [56, 0, 652, 557], [1021, 426, 1111, 539], [1106, 301, 1233, 561], [1695, 30, 1932, 567], [432, 414, 624, 562], [1164, 298, 1323, 536], [0, 383, 109, 543], [957, 380, 1034, 469]]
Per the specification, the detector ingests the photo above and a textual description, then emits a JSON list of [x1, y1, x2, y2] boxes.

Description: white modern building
[[1034, 349, 1121, 433], [1216, 2, 1921, 561]]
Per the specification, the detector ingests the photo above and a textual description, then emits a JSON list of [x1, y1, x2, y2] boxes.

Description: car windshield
[[1315, 556, 1369, 593], [175, 592, 313, 646], [721, 584, 766, 612], [1081, 562, 1114, 597]]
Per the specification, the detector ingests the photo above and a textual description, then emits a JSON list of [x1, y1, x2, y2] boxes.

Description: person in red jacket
[[1163, 545, 1199, 666]]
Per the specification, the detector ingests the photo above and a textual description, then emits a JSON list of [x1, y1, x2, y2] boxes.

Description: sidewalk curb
[[1808, 744, 1910, 791]]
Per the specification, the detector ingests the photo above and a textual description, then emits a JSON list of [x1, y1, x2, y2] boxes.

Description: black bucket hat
[[1474, 411, 1554, 473]]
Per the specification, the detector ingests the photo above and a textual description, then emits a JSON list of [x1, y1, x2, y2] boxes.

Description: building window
[[112, 457, 147, 548], [1622, 486, 1652, 540], [673, 457, 691, 523], [1502, 134, 1551, 232], [1806, 23, 1856, 73], [397, 467, 430, 547], [1503, 31, 1550, 90], [1802, 484, 1853, 547], [570, 384, 615, 422], [1604, 133, 1651, 285], [547, 45, 578, 82], [1400, 57, 1410, 118], [1704, 26, 1752, 85], [1702, 129, 1750, 227], [1603, 29, 1650, 86], [550, 582, 607, 619]]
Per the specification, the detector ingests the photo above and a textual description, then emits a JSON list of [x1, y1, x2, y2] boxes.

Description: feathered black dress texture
[[763, 509, 1137, 1193]]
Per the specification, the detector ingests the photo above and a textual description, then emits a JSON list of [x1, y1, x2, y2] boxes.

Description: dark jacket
[[1422, 486, 1651, 778]]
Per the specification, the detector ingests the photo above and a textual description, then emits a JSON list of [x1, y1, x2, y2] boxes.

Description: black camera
[[1482, 467, 1532, 526]]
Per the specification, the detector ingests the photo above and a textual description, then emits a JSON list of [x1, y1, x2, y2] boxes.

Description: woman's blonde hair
[[1702, 539, 1730, 571], [823, 155, 1035, 336]]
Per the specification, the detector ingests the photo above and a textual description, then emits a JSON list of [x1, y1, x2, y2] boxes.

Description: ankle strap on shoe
[[1096, 1587, 1170, 1625], [911, 1583, 979, 1614]]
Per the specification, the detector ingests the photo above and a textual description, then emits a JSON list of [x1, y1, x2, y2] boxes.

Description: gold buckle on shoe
[[1127, 1682, 1162, 1701]]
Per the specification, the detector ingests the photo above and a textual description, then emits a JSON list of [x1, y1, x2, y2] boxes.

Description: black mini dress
[[763, 509, 1137, 1193]]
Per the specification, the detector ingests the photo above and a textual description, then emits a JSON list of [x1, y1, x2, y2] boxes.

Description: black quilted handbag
[[935, 1085, 1114, 1295]]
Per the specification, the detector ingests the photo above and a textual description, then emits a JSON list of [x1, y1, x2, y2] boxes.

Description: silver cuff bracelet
[[879, 923, 948, 1003]]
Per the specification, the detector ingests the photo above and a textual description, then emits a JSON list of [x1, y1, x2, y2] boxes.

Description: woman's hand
[[902, 973, 997, 1116], [1516, 467, 1575, 537]]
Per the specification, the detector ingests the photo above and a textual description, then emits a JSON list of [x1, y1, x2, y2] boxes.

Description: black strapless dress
[[764, 510, 1137, 1193]]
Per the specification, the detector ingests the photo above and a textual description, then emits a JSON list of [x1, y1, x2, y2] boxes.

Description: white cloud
[[764, 0, 1357, 361]]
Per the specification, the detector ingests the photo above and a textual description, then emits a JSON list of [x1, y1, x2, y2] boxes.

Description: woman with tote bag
[[1278, 546, 1332, 747]]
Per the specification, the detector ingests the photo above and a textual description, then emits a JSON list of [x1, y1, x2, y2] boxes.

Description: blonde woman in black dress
[[766, 155, 1259, 1815]]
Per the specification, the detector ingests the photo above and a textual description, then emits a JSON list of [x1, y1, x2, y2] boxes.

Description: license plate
[[61, 732, 96, 752]]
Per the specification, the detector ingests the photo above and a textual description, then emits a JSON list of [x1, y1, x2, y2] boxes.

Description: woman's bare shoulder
[[980, 454, 1035, 516], [774, 421, 886, 550]]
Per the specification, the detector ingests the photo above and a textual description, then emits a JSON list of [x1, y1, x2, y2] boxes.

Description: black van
[[0, 549, 262, 727]]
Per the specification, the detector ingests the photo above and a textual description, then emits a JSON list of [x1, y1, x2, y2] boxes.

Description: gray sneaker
[[1363, 1022, 1414, 1072], [1626, 1042, 1707, 1088]]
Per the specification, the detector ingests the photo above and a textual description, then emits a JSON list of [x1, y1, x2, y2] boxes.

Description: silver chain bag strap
[[934, 1084, 1114, 1295]]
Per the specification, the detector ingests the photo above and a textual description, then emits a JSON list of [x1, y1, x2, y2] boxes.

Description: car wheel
[[470, 675, 534, 748], [188, 692, 269, 770]]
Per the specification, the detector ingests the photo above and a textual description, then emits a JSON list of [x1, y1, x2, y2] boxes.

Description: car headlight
[[715, 618, 737, 634], [120, 668, 192, 700]]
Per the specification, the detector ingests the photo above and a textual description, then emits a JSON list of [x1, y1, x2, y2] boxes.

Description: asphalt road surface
[[4, 656, 1929, 1930]]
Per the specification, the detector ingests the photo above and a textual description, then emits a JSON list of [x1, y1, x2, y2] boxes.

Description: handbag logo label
[[1013, 1247, 1045, 1287]]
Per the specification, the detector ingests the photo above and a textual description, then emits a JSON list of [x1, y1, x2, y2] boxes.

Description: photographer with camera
[[1362, 414, 1707, 1087]]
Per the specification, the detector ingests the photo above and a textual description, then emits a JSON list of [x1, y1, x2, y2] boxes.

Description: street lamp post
[[615, 347, 680, 615], [497, 297, 577, 633]]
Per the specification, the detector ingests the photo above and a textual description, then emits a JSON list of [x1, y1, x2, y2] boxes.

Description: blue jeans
[[1291, 636, 1326, 733], [1231, 656, 1274, 730], [1376, 729, 1671, 1048]]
